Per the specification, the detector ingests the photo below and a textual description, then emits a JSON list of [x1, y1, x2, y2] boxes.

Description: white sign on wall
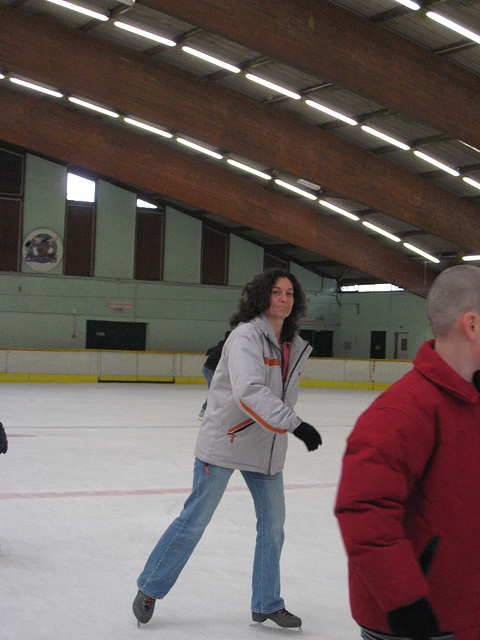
[[22, 229, 63, 273]]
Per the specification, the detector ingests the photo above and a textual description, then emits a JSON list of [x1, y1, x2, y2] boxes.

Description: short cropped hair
[[230, 269, 307, 342], [426, 265, 480, 337]]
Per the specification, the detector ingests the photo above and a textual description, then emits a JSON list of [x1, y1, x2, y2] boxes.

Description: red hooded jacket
[[335, 340, 480, 638]]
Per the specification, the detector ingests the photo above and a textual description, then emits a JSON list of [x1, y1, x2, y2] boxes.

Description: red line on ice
[[0, 482, 337, 500]]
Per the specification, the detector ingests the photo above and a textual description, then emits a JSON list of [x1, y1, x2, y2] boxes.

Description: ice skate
[[252, 607, 302, 628], [132, 589, 156, 627]]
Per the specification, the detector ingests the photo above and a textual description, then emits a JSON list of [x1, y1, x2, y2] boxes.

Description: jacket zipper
[[283, 342, 310, 397], [269, 342, 310, 473], [267, 435, 276, 474]]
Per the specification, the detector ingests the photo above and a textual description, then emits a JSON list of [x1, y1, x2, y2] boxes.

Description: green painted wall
[[335, 291, 431, 359], [228, 235, 263, 286], [95, 181, 136, 279], [163, 206, 202, 283], [23, 154, 66, 275], [0, 150, 433, 357]]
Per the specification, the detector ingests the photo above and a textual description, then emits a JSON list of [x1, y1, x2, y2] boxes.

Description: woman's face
[[265, 277, 295, 324]]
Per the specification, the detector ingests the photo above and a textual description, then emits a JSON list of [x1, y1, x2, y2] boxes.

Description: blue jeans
[[137, 458, 286, 614], [200, 366, 215, 412]]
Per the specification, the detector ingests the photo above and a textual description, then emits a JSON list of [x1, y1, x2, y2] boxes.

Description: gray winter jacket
[[194, 314, 312, 474]]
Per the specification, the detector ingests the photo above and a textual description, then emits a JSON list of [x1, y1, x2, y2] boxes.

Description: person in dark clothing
[[198, 331, 231, 419], [0, 423, 7, 454]]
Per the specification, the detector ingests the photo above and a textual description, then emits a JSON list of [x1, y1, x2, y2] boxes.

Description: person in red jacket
[[335, 264, 480, 640]]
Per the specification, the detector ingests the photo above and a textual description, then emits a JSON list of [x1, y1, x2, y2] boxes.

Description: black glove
[[293, 422, 322, 451], [0, 422, 7, 454], [387, 598, 441, 640]]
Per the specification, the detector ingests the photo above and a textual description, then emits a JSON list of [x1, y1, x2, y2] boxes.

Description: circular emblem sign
[[22, 229, 63, 273]]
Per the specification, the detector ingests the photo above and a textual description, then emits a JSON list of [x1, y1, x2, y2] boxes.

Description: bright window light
[[413, 150, 460, 176], [393, 0, 420, 9], [114, 22, 176, 47], [361, 125, 410, 150], [124, 117, 172, 138], [10, 77, 63, 98], [275, 179, 317, 200], [44, 0, 108, 21], [463, 176, 480, 191], [340, 283, 404, 292], [305, 100, 357, 126], [462, 255, 480, 262], [319, 200, 360, 221], [68, 97, 119, 118], [362, 221, 401, 242], [176, 138, 223, 159], [403, 242, 440, 264], [245, 74, 301, 100], [227, 159, 271, 180], [427, 12, 480, 45], [67, 173, 95, 202], [137, 199, 157, 209], [182, 46, 241, 73]]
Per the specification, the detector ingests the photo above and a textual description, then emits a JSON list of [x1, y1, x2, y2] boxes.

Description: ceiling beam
[[0, 84, 435, 296], [1, 6, 479, 256], [142, 0, 480, 152]]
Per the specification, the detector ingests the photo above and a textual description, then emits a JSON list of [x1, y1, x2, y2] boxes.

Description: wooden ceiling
[[1, 0, 480, 295]]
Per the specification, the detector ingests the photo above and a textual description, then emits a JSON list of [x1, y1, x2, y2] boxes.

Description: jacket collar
[[253, 313, 279, 345], [415, 339, 479, 404], [251, 314, 309, 355]]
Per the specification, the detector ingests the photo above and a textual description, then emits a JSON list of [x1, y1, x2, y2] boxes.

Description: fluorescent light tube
[[305, 100, 357, 126], [114, 22, 176, 47], [44, 0, 108, 21], [227, 159, 271, 180], [319, 200, 360, 221], [0, 74, 5, 80], [403, 243, 440, 263], [362, 221, 401, 242], [463, 176, 480, 191], [182, 47, 240, 73], [176, 138, 223, 159], [124, 117, 172, 138], [245, 74, 301, 100], [427, 12, 480, 45], [394, 0, 420, 9], [10, 77, 63, 98], [361, 125, 410, 150], [275, 179, 317, 200], [413, 151, 460, 176], [459, 141, 480, 154], [68, 97, 119, 118], [462, 255, 480, 262]]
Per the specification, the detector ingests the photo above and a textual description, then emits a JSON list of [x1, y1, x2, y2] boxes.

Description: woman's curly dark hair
[[230, 269, 307, 342]]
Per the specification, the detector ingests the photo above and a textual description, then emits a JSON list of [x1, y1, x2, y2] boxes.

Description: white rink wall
[[0, 349, 413, 389]]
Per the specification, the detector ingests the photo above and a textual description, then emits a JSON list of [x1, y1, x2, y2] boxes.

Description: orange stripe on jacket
[[227, 418, 254, 435], [264, 357, 280, 367], [239, 399, 287, 434]]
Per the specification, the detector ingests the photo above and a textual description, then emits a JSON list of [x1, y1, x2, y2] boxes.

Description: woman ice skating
[[133, 269, 322, 629]]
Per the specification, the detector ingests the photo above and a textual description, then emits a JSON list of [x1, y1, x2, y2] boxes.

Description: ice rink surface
[[0, 383, 381, 640]]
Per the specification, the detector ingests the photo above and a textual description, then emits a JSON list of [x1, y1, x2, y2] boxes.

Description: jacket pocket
[[227, 418, 255, 442]]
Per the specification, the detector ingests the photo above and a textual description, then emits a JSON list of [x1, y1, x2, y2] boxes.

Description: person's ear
[[461, 311, 479, 341]]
